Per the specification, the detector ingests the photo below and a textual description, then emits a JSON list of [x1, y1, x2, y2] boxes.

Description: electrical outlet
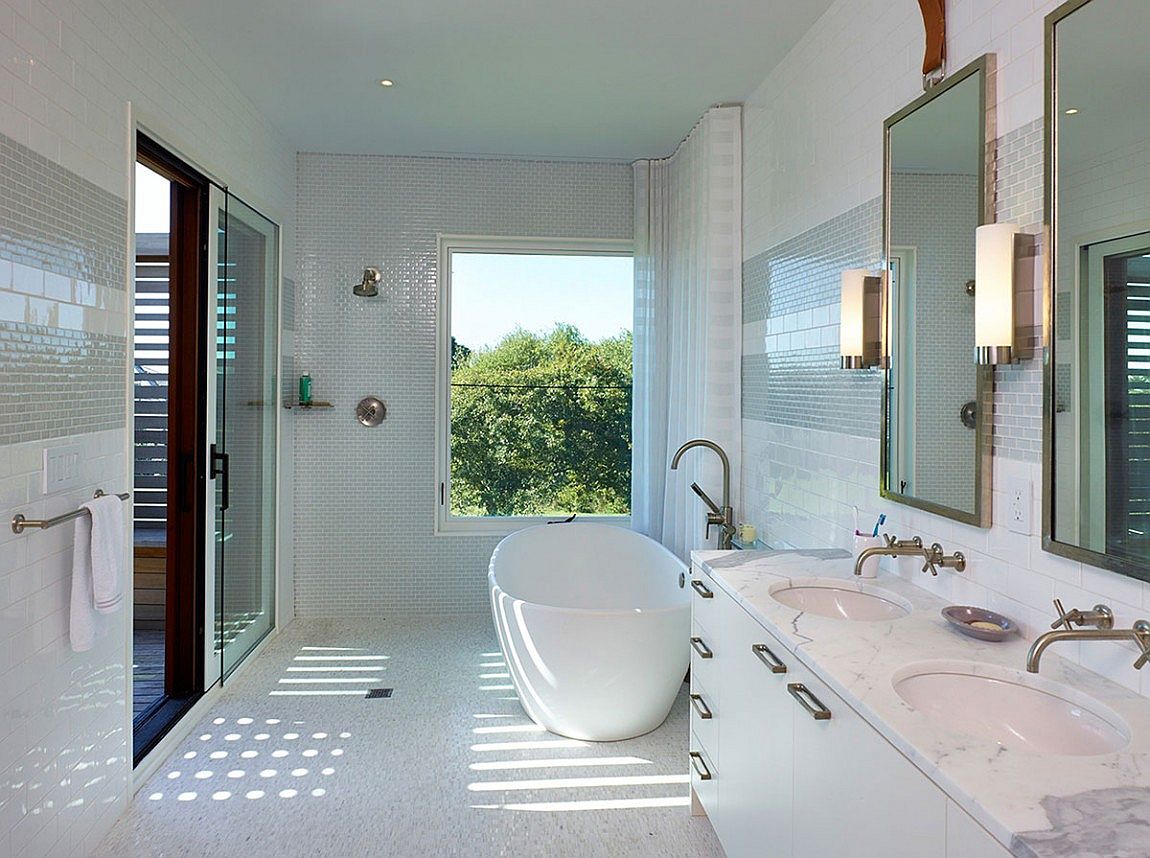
[[43, 444, 82, 494], [1004, 472, 1032, 535]]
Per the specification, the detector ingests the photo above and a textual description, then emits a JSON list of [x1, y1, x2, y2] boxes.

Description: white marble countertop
[[692, 548, 1150, 858]]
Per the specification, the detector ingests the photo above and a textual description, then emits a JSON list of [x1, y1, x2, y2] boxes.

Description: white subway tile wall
[[740, 0, 1150, 700], [292, 153, 632, 616], [0, 0, 295, 853]]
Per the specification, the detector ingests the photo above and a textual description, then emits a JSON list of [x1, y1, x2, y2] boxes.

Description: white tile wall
[[739, 0, 1150, 700], [0, 0, 296, 853], [293, 153, 632, 616], [0, 431, 128, 855]]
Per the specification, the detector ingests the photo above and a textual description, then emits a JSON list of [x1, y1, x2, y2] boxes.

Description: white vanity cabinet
[[689, 566, 1010, 858], [715, 592, 794, 857], [788, 659, 946, 858]]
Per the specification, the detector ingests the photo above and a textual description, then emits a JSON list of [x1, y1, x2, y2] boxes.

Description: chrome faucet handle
[[1051, 600, 1114, 631], [1133, 621, 1150, 670], [1051, 598, 1074, 631], [919, 543, 944, 576], [888, 535, 923, 550]]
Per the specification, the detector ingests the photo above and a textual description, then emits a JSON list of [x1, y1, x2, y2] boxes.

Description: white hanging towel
[[69, 494, 126, 652]]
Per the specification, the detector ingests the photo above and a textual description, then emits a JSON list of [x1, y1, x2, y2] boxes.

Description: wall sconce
[[974, 223, 1019, 365], [839, 268, 883, 369]]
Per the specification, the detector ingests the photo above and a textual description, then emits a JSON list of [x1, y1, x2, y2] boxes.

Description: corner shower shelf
[[284, 400, 334, 410]]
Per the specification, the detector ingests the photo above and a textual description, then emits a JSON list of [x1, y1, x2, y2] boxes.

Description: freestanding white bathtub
[[488, 522, 690, 741]]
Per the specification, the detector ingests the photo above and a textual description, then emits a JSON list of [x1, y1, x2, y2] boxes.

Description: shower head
[[353, 267, 382, 297]]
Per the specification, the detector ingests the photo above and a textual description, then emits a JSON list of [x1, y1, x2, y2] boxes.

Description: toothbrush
[[871, 514, 886, 538]]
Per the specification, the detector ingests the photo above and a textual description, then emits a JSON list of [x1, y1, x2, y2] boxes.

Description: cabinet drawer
[[689, 734, 718, 819], [790, 664, 947, 858], [689, 563, 723, 631], [689, 674, 719, 759], [690, 622, 719, 697]]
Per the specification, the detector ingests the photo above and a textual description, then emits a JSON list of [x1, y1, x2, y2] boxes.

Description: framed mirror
[[881, 56, 994, 527], [1045, 0, 1150, 580]]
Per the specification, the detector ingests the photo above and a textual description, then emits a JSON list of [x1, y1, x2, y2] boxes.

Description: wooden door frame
[[134, 134, 209, 761]]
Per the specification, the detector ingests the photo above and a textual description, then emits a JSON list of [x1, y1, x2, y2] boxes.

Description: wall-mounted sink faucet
[[1026, 599, 1150, 673], [852, 535, 966, 577], [671, 439, 735, 550], [853, 534, 925, 576], [921, 542, 966, 576]]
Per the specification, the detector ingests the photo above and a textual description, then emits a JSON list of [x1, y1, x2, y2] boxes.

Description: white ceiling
[[164, 0, 834, 161]]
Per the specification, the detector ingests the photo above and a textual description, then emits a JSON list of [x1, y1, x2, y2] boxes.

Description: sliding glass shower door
[[205, 187, 280, 685]]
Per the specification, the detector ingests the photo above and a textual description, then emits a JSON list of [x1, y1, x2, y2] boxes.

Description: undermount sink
[[768, 578, 912, 621], [893, 661, 1130, 756]]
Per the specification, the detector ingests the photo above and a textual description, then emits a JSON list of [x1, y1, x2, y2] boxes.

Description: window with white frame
[[436, 236, 634, 533]]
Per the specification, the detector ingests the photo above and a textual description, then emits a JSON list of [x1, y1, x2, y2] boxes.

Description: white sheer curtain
[[631, 105, 742, 560]]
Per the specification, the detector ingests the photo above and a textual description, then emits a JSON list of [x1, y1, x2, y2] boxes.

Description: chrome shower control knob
[[356, 396, 387, 427]]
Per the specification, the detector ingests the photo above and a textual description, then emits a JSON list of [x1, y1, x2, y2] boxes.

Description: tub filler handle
[[689, 751, 713, 781], [690, 636, 713, 659], [690, 579, 714, 599], [689, 693, 713, 720]]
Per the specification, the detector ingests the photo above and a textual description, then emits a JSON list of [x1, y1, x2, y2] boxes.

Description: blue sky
[[451, 252, 634, 351]]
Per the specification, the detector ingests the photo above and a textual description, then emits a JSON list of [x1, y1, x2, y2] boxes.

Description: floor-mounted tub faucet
[[670, 439, 735, 550]]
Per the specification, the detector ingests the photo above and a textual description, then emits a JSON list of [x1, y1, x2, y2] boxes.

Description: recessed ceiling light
[[1064, 108, 1079, 115], [379, 79, 395, 88]]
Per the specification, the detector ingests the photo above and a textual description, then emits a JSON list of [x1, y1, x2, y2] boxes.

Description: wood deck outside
[[133, 537, 166, 718], [133, 627, 165, 719]]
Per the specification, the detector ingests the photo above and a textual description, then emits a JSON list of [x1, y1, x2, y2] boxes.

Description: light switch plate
[[1003, 471, 1033, 536], [43, 444, 82, 494]]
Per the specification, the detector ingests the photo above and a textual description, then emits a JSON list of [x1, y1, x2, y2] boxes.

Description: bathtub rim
[[488, 523, 689, 617], [489, 575, 690, 618]]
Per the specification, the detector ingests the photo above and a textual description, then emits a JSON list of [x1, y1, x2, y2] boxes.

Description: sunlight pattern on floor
[[268, 645, 390, 697], [466, 651, 692, 813], [142, 716, 351, 804]]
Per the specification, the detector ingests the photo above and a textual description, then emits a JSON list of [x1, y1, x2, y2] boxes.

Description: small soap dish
[[941, 606, 1019, 642]]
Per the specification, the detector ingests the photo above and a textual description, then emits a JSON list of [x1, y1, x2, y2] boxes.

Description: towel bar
[[11, 490, 131, 534]]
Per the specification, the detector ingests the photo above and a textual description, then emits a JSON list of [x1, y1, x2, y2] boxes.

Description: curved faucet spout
[[670, 439, 731, 508], [670, 439, 734, 549]]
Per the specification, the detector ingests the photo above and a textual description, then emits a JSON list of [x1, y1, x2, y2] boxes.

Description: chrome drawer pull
[[787, 682, 831, 720], [689, 693, 713, 719], [690, 636, 713, 659], [752, 643, 787, 674], [689, 750, 713, 781], [691, 579, 714, 599]]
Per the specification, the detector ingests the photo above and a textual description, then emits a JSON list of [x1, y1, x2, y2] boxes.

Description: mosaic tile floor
[[98, 615, 721, 858]]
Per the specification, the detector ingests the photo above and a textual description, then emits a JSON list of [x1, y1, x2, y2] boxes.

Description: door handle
[[752, 643, 787, 674], [689, 636, 713, 659], [690, 579, 714, 599], [210, 443, 230, 511], [689, 693, 713, 720], [787, 682, 832, 720]]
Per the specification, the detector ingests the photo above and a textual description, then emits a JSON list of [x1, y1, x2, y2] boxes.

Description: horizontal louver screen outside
[[135, 245, 169, 535]]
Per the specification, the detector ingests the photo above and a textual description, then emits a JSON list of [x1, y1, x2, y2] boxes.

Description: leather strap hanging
[[917, 0, 946, 88]]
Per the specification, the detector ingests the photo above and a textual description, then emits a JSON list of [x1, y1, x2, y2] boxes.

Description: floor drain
[[365, 688, 393, 699]]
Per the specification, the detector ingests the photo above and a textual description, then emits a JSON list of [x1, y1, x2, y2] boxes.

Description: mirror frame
[[880, 54, 995, 528], [1040, 0, 1149, 580]]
